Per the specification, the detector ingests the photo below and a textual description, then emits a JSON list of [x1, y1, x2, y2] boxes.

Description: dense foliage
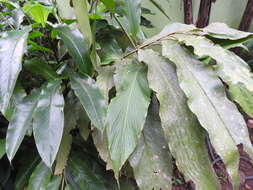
[[1, 0, 253, 190]]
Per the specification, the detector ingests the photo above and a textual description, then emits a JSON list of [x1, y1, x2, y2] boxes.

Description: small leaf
[[24, 58, 59, 81], [138, 49, 220, 190], [70, 73, 107, 131], [23, 2, 52, 27], [129, 96, 173, 190], [106, 63, 151, 174], [6, 90, 40, 162], [72, 0, 92, 46], [163, 40, 253, 189], [27, 161, 51, 190], [56, 25, 92, 75], [33, 81, 64, 167], [0, 27, 31, 117], [0, 139, 5, 159], [101, 0, 115, 12]]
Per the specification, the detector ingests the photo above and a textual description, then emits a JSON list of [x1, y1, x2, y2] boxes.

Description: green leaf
[[56, 0, 75, 19], [106, 63, 151, 174], [172, 33, 253, 134], [56, 25, 92, 75], [33, 80, 65, 167], [66, 156, 108, 190], [24, 58, 59, 81], [0, 27, 31, 117], [23, 2, 52, 27], [129, 96, 173, 190], [72, 0, 92, 46], [116, 0, 143, 40], [4, 83, 26, 121], [27, 161, 51, 190], [101, 0, 115, 12], [0, 139, 5, 159], [138, 49, 220, 190], [15, 157, 40, 190], [201, 22, 252, 40], [6, 90, 40, 162], [229, 83, 253, 118], [46, 176, 62, 190], [171, 34, 253, 95], [70, 73, 107, 132], [143, 23, 195, 47], [162, 40, 253, 189], [54, 93, 78, 175]]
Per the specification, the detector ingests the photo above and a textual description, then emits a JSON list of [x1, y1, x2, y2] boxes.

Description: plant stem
[[112, 14, 137, 48], [183, 0, 193, 24], [239, 0, 253, 31], [196, 0, 215, 28]]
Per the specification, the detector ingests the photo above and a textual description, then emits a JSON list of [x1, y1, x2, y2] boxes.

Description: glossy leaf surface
[[0, 27, 31, 116], [33, 81, 64, 167], [70, 73, 107, 131]]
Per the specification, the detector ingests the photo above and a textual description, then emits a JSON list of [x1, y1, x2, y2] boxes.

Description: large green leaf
[[56, 25, 92, 75], [172, 33, 253, 127], [23, 2, 52, 27], [106, 63, 151, 174], [0, 27, 31, 116], [163, 41, 253, 188], [129, 96, 173, 190], [70, 73, 107, 131], [116, 0, 143, 40], [33, 80, 64, 167], [0, 139, 5, 159], [72, 0, 92, 46], [66, 156, 108, 190], [6, 90, 40, 162], [138, 49, 220, 190], [24, 58, 59, 81], [27, 161, 51, 190], [54, 92, 78, 175]]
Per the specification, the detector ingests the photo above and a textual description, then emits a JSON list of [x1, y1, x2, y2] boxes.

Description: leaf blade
[[0, 27, 31, 116], [162, 40, 252, 188], [70, 73, 107, 132], [106, 63, 151, 174], [33, 81, 65, 167], [138, 49, 220, 190]]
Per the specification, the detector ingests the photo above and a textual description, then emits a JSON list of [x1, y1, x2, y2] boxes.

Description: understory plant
[[1, 0, 253, 190]]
